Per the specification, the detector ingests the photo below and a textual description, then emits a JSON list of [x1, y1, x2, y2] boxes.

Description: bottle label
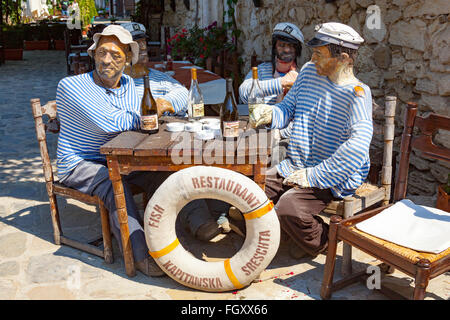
[[191, 103, 204, 118], [222, 120, 239, 138], [141, 114, 158, 131]]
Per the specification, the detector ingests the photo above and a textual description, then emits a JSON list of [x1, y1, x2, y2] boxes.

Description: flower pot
[[24, 40, 50, 50], [436, 185, 450, 212], [54, 39, 65, 50], [4, 48, 23, 60]]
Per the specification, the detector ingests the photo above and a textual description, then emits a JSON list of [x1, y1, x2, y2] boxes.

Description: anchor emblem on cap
[[284, 25, 293, 34]]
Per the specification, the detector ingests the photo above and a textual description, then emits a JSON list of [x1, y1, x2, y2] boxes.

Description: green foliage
[[77, 0, 98, 28], [1, 0, 23, 25]]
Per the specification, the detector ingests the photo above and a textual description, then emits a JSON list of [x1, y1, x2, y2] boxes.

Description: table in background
[[100, 116, 273, 277], [148, 61, 226, 108]]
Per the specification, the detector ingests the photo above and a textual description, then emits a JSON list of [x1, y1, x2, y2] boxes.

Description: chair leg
[[48, 192, 62, 245], [99, 200, 114, 264], [341, 197, 354, 276], [413, 259, 431, 300], [321, 215, 342, 300]]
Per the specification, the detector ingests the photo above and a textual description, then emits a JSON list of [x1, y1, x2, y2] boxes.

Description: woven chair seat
[[350, 226, 450, 264]]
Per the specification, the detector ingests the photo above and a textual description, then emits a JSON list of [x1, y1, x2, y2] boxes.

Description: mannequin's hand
[[249, 104, 273, 128], [280, 70, 298, 91], [156, 98, 174, 117], [282, 169, 310, 188]]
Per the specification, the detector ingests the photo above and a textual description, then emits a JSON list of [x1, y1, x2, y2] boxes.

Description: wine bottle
[[248, 67, 264, 123], [140, 75, 159, 134], [187, 68, 204, 120], [220, 78, 239, 138]]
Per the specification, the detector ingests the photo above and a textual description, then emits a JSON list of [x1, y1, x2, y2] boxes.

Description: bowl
[[185, 121, 203, 132], [166, 122, 185, 132]]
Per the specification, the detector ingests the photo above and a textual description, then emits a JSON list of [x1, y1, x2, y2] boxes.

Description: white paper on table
[[198, 79, 226, 105], [355, 199, 450, 254], [173, 61, 191, 64]]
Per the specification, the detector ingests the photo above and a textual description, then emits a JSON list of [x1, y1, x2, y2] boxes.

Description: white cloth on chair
[[355, 199, 450, 254]]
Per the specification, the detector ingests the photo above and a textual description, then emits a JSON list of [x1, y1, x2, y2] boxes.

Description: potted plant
[[3, 25, 24, 60], [24, 22, 50, 50], [436, 173, 450, 212]]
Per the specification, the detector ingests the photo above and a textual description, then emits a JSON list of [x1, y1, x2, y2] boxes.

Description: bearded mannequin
[[124, 37, 175, 117], [124, 37, 149, 79], [251, 44, 359, 129]]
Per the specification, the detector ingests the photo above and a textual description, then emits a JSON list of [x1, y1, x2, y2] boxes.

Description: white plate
[[164, 71, 175, 76], [166, 122, 185, 132]]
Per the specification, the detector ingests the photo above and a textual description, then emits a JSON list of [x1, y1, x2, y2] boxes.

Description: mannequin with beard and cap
[[121, 22, 188, 117], [122, 22, 231, 244], [249, 22, 373, 259], [239, 22, 304, 166]]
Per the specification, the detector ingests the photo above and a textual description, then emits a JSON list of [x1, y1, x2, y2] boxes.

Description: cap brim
[[306, 37, 330, 47], [131, 32, 148, 40]]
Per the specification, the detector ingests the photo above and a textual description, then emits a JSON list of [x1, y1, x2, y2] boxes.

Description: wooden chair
[[71, 52, 94, 75], [206, 48, 241, 99], [321, 96, 398, 276], [64, 28, 88, 75], [321, 102, 450, 300], [31, 98, 146, 264]]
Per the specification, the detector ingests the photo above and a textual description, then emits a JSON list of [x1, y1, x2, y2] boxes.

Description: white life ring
[[144, 166, 280, 292]]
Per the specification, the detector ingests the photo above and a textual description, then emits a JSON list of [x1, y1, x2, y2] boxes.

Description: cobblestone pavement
[[0, 51, 448, 300]]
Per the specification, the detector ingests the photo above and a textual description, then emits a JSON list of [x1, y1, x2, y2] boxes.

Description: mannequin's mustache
[[277, 52, 296, 62]]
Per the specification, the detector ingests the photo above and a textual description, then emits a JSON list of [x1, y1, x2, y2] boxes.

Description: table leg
[[107, 156, 136, 277], [254, 161, 267, 191]]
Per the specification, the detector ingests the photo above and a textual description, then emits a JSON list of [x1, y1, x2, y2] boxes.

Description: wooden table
[[100, 116, 273, 277]]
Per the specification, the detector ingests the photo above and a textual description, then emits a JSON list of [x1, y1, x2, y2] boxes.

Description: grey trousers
[[60, 160, 171, 262], [60, 160, 230, 262]]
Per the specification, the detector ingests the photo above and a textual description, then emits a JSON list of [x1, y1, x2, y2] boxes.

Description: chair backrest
[[206, 49, 241, 99], [31, 98, 59, 187], [71, 53, 93, 75], [394, 102, 450, 201]]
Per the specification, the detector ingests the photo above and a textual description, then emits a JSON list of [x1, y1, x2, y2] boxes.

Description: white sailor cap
[[307, 22, 364, 50], [120, 22, 147, 40], [273, 22, 304, 44]]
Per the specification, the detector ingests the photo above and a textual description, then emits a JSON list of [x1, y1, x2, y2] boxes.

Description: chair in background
[[31, 98, 146, 264], [205, 48, 242, 100], [71, 52, 94, 75], [64, 28, 89, 75], [321, 96, 398, 276], [321, 102, 450, 300]]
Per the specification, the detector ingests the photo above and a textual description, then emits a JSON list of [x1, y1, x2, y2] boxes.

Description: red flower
[[203, 46, 207, 51], [182, 28, 187, 33], [200, 54, 205, 58], [199, 37, 204, 43]]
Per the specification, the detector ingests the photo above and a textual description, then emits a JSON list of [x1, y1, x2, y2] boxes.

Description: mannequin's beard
[[276, 52, 296, 63]]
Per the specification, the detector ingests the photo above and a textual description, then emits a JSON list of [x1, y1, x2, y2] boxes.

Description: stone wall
[[162, 0, 450, 205]]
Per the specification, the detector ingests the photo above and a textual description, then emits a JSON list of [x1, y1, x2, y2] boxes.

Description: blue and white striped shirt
[[271, 62, 373, 198], [134, 68, 188, 116], [56, 72, 141, 180]]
